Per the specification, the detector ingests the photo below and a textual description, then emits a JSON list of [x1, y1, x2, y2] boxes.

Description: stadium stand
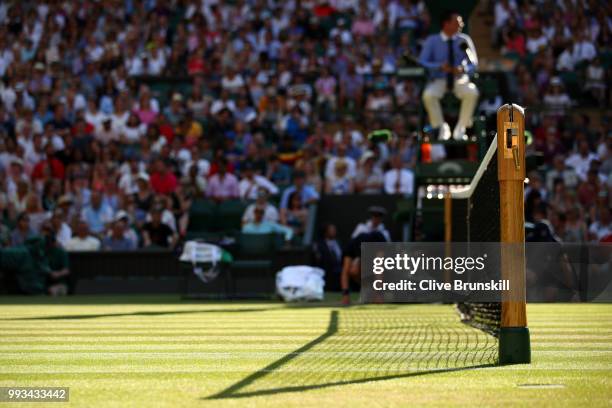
[[0, 1, 609, 296]]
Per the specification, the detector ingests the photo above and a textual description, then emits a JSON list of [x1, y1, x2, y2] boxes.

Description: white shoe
[[452, 126, 467, 141], [438, 123, 451, 140]]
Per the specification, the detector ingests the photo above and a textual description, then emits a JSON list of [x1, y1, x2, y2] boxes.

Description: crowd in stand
[[0, 0, 426, 252], [492, 0, 611, 242], [0, 0, 609, 257]]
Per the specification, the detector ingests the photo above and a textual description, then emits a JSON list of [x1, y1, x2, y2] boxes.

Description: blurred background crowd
[[0, 0, 609, 256]]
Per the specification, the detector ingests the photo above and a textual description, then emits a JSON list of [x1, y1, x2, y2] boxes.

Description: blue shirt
[[418, 32, 477, 80], [81, 204, 114, 234], [102, 236, 136, 251], [280, 185, 320, 209]]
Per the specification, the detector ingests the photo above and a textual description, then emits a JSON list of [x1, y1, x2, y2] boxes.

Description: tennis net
[[449, 134, 501, 337]]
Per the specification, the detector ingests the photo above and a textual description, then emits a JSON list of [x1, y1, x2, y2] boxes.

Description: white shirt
[[85, 111, 106, 129], [526, 35, 548, 54], [56, 223, 72, 248], [239, 175, 279, 199], [351, 220, 391, 241], [384, 168, 414, 195], [325, 156, 357, 179], [333, 130, 364, 146], [573, 41, 597, 63], [242, 203, 279, 224], [589, 221, 612, 241], [65, 236, 101, 251], [565, 152, 597, 181], [221, 75, 245, 93], [118, 172, 140, 195], [556, 49, 575, 71]]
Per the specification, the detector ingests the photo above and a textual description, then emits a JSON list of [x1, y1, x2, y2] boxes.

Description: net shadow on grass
[[207, 308, 498, 400], [0, 307, 273, 321]]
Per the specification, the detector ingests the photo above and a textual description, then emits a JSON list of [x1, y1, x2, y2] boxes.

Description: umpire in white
[[419, 11, 479, 141]]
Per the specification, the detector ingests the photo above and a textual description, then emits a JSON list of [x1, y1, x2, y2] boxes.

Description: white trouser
[[422, 75, 480, 130]]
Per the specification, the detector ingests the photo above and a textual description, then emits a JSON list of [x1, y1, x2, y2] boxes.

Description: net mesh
[[451, 138, 501, 337]]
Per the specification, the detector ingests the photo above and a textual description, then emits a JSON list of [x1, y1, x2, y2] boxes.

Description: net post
[[496, 104, 531, 364]]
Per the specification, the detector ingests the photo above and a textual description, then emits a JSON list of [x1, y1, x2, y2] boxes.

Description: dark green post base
[[499, 327, 531, 365]]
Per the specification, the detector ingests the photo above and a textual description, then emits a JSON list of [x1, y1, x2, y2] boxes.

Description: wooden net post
[[497, 104, 531, 364]]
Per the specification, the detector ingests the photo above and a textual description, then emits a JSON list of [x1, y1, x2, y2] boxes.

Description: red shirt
[[159, 123, 175, 143], [32, 158, 65, 180], [187, 57, 206, 76], [150, 171, 178, 194]]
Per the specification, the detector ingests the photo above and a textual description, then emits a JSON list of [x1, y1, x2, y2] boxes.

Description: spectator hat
[[368, 206, 387, 216], [34, 62, 45, 71], [57, 195, 74, 206], [550, 77, 562, 86], [360, 150, 376, 164], [114, 210, 130, 223], [172, 93, 183, 102], [137, 173, 150, 182]]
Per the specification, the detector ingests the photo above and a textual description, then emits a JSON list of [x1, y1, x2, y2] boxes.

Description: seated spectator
[[24, 194, 47, 234], [239, 162, 279, 200], [502, 28, 526, 57], [133, 173, 154, 222], [266, 155, 292, 187], [31, 143, 65, 181], [8, 179, 31, 214], [303, 159, 323, 194], [366, 84, 393, 112], [81, 191, 114, 236], [280, 171, 320, 210], [181, 164, 207, 198], [281, 105, 309, 146], [577, 169, 601, 209], [242, 206, 293, 242], [563, 207, 588, 243], [355, 151, 384, 194], [281, 191, 309, 236], [572, 32, 597, 65], [585, 57, 606, 104], [525, 27, 548, 55], [325, 144, 357, 180], [49, 208, 71, 248], [102, 219, 136, 251], [150, 159, 177, 195], [206, 158, 239, 202], [384, 155, 415, 195], [589, 206, 612, 242], [242, 189, 280, 225], [146, 195, 177, 232], [566, 141, 597, 181], [113, 210, 139, 248], [65, 220, 101, 251], [325, 159, 355, 195], [315, 67, 337, 111], [543, 78, 571, 116], [142, 206, 177, 249], [10, 212, 35, 246]]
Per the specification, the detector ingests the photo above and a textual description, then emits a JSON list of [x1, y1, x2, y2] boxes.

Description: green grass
[[0, 296, 610, 407]]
